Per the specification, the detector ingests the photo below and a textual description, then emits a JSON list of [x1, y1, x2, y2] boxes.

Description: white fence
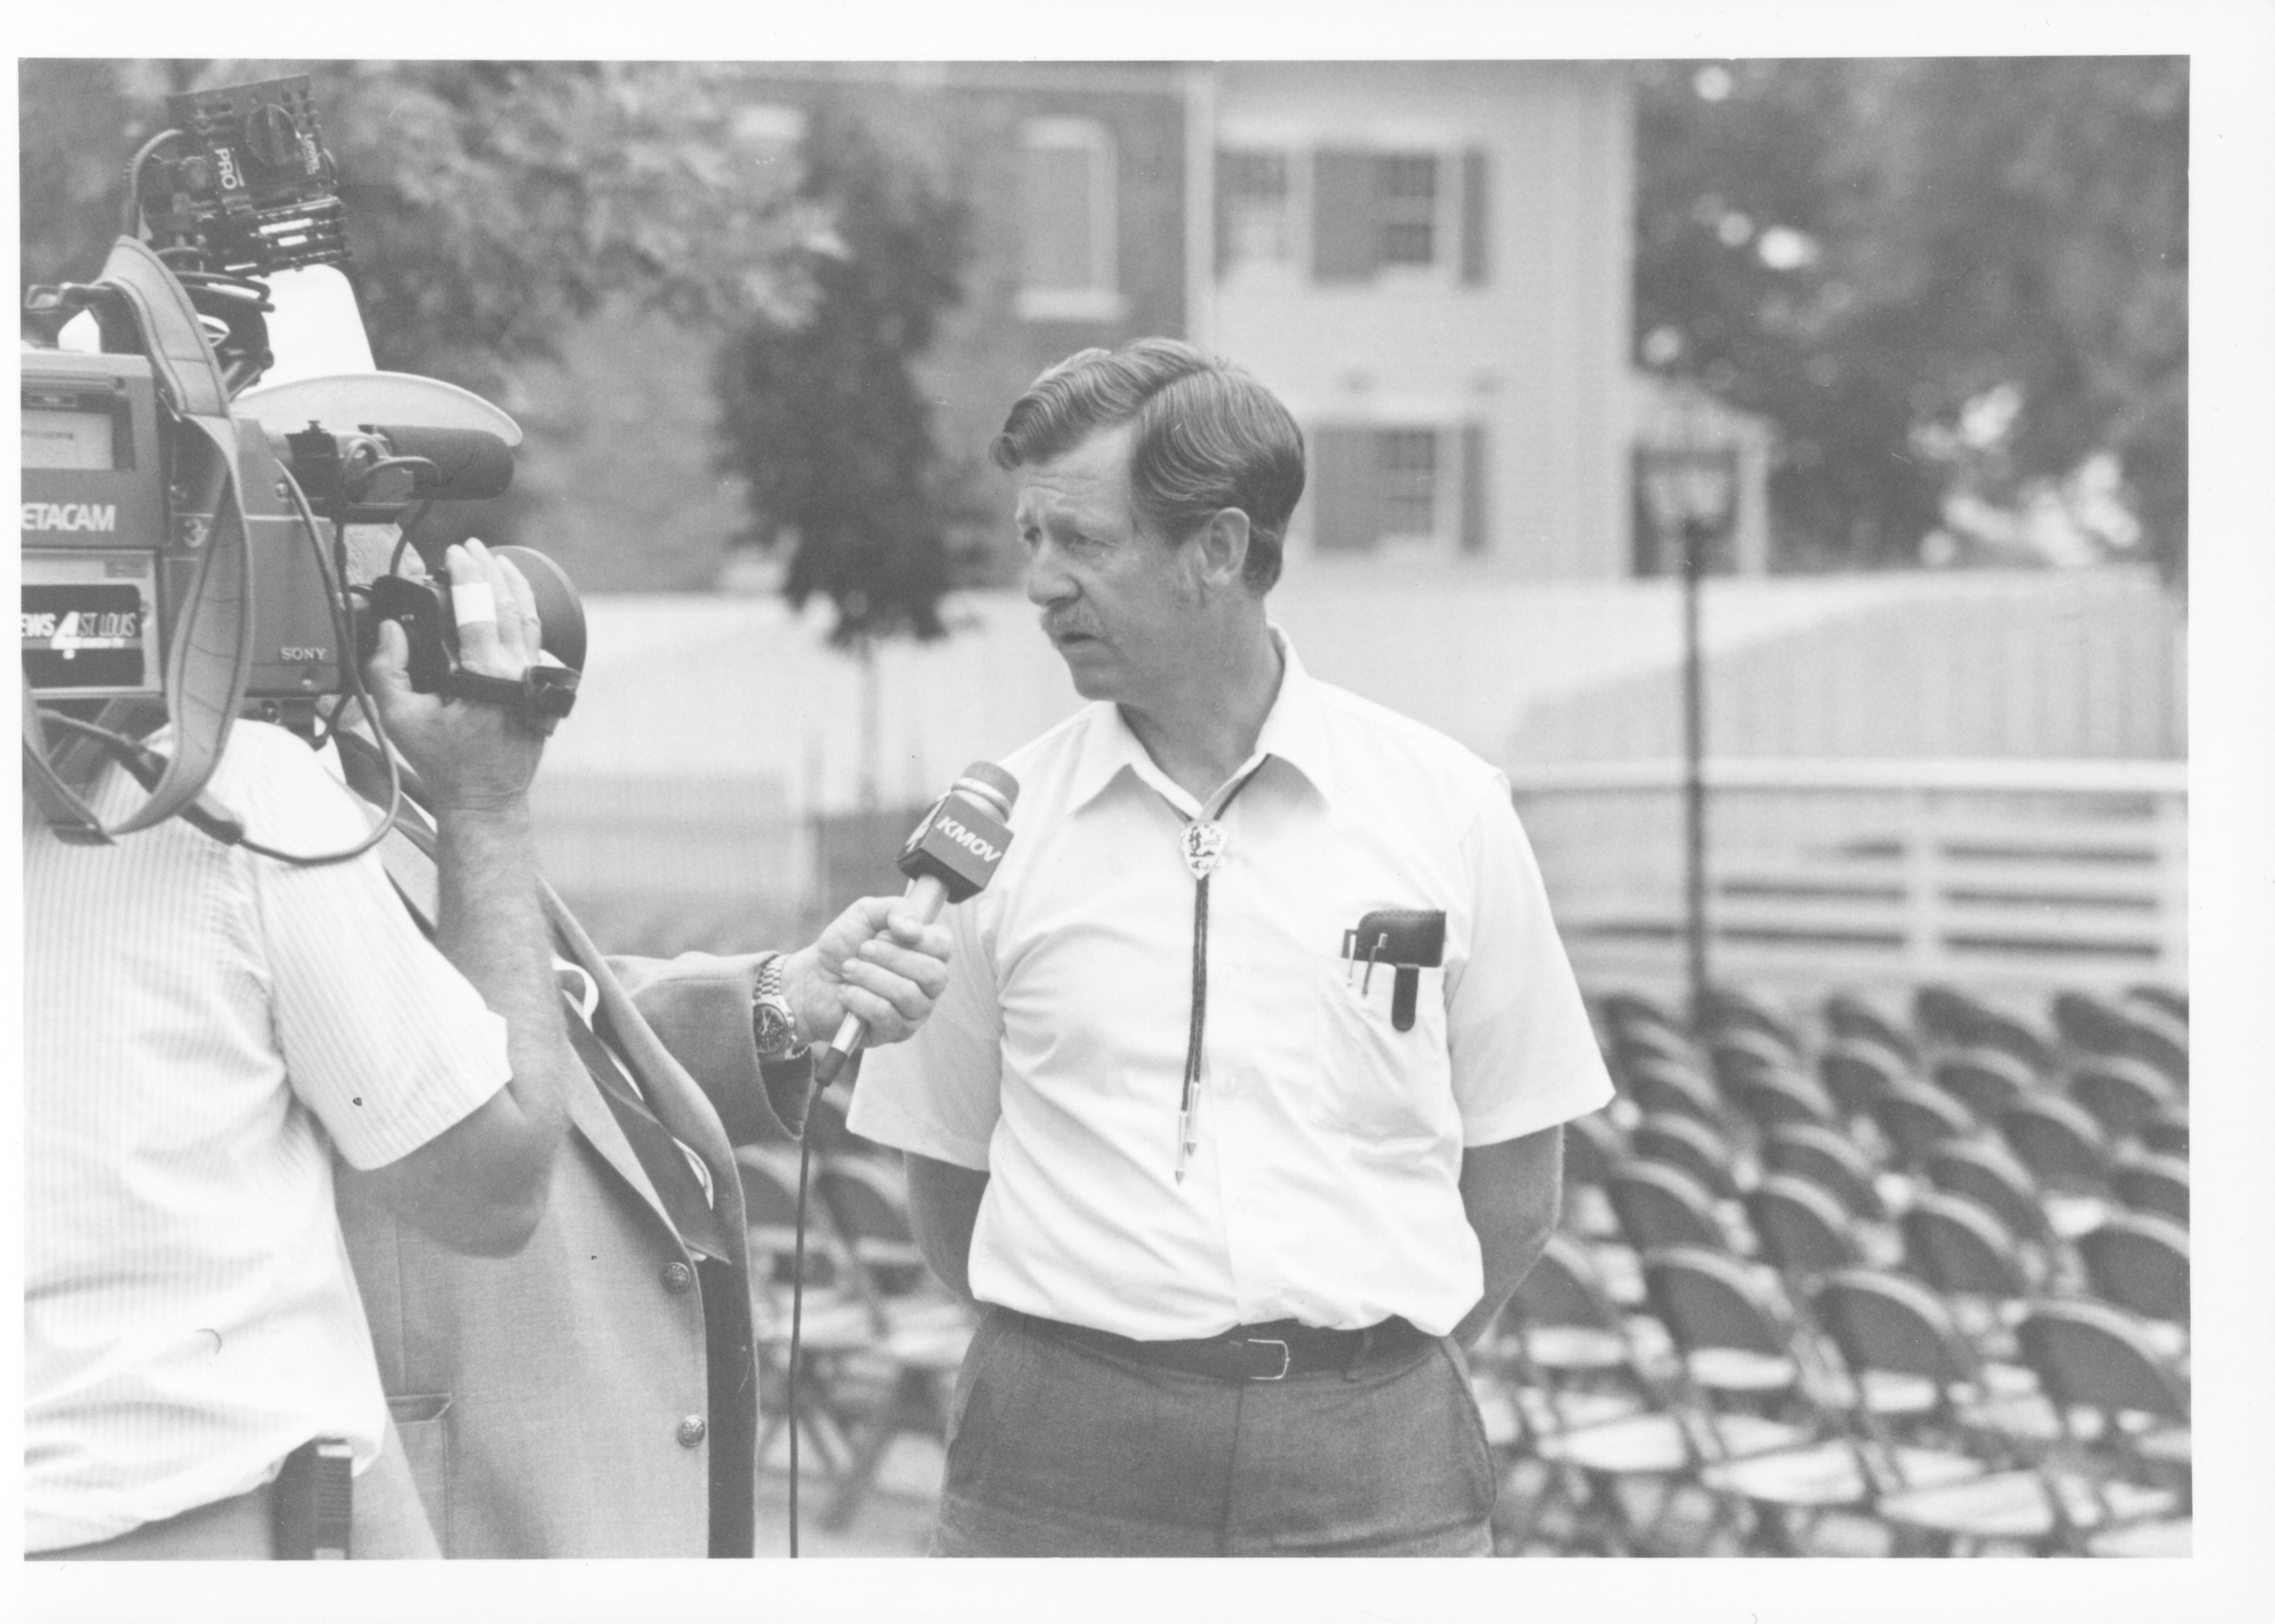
[[1510, 758, 2188, 1000]]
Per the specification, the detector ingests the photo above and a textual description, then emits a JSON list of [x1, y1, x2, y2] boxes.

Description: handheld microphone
[[811, 760, 1018, 1087]]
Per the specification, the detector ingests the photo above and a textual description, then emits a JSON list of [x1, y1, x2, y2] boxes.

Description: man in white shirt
[[847, 340, 1615, 1556], [25, 542, 580, 1559]]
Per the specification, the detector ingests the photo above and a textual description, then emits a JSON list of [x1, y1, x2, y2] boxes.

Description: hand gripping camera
[[22, 76, 584, 849]]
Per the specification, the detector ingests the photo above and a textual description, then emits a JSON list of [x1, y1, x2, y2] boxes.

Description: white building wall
[[1202, 61, 1636, 580]]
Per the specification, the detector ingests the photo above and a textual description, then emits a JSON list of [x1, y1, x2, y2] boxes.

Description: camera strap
[[23, 236, 255, 844]]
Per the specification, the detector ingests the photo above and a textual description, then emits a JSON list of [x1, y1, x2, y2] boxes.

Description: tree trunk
[[856, 638, 881, 812]]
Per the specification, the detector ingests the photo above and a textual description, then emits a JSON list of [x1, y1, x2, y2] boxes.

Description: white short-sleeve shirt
[[24, 722, 513, 1551], [848, 634, 1613, 1339]]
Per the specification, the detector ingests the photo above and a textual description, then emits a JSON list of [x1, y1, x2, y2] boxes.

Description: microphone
[[810, 761, 1019, 1088]]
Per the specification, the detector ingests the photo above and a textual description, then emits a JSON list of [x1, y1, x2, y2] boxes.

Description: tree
[[19, 59, 819, 400], [711, 101, 972, 651], [711, 102, 972, 808], [21, 59, 823, 559], [1634, 58, 2187, 584]]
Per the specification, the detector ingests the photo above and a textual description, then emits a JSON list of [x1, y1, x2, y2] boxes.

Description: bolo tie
[[1169, 763, 1264, 1183]]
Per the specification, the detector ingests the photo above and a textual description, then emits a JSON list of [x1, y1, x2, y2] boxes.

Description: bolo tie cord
[[1175, 764, 1264, 1177], [1184, 869, 1211, 1102]]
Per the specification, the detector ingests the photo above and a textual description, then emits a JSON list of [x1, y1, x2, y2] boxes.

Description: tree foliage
[[1635, 58, 2187, 583], [711, 102, 972, 648], [19, 59, 822, 400]]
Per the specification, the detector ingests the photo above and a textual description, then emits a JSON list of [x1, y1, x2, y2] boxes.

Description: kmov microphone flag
[[811, 761, 1018, 1086]]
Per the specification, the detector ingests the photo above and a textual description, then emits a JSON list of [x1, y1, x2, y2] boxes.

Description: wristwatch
[[750, 952, 806, 1062]]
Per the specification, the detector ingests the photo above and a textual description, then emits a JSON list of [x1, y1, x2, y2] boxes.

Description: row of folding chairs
[[736, 1144, 975, 1532], [1612, 1007, 2187, 1156], [1574, 1134, 2189, 1337], [1597, 982, 2187, 1098], [1602, 984, 2185, 1127], [1482, 1237, 2190, 1557], [1575, 1096, 2186, 1240], [1596, 1027, 2187, 1228]]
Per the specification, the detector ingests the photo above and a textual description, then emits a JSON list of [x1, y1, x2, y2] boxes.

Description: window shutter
[[1213, 149, 1236, 279], [1460, 422, 1489, 553], [1311, 149, 1379, 284], [1308, 426, 1379, 553], [1459, 147, 1490, 286]]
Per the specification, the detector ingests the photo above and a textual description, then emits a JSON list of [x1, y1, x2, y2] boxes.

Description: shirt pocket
[[1306, 948, 1455, 1149]]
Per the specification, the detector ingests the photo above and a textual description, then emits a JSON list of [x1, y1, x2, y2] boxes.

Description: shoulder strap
[[22, 237, 254, 843]]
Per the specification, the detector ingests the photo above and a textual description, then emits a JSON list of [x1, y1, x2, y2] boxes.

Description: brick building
[[509, 61, 1663, 593]]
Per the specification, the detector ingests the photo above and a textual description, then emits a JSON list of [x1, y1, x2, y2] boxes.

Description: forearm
[[331, 799, 575, 1256], [1453, 1210, 1556, 1350], [905, 1153, 991, 1304], [432, 800, 574, 1159], [1451, 1125, 1564, 1349]]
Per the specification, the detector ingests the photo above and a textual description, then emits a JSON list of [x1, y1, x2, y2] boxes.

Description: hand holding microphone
[[808, 762, 1019, 1087]]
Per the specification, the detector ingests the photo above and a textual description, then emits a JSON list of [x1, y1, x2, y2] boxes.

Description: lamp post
[[1638, 401, 1740, 1027]]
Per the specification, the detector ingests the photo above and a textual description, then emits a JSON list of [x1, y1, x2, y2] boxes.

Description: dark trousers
[[931, 1307, 1497, 1557]]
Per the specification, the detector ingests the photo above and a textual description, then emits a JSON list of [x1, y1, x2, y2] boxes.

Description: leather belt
[[1014, 1311, 1433, 1382]]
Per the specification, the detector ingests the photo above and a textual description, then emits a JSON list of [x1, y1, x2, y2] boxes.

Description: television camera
[[22, 75, 584, 857]]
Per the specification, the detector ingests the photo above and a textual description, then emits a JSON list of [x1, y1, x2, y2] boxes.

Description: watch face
[[754, 1001, 798, 1055]]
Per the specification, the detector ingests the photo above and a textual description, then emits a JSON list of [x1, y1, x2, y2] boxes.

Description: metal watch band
[[750, 951, 806, 1061]]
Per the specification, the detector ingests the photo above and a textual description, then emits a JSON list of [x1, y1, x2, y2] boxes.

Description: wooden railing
[[1507, 758, 2188, 998]]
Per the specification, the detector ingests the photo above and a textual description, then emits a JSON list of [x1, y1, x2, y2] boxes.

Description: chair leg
[[1744, 1501, 1800, 1556], [819, 1368, 931, 1532], [1554, 1469, 1621, 1554], [1490, 1458, 1547, 1554], [820, 1420, 895, 1531], [1886, 1523, 1952, 1558], [1643, 1475, 1710, 1556], [774, 1353, 854, 1476]]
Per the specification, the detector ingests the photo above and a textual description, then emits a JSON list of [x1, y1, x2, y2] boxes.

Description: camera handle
[[362, 573, 581, 737], [24, 236, 255, 844], [437, 664, 580, 738]]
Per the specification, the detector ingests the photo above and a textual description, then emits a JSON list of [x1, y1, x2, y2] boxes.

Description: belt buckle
[[1243, 1337, 1291, 1381]]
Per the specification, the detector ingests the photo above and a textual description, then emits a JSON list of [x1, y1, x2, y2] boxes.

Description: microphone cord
[[785, 1080, 824, 1558]]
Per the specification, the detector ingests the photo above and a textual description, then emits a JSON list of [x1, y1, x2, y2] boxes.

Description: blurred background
[[18, 57, 2189, 997], [20, 56, 2192, 1558]]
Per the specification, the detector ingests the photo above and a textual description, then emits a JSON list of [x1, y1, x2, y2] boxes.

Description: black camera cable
[[120, 128, 185, 237], [786, 1105, 822, 1556]]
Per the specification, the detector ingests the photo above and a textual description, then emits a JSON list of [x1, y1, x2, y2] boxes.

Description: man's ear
[[1194, 507, 1252, 592]]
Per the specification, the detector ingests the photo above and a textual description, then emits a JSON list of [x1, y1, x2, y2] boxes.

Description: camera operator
[[24, 540, 579, 1560]]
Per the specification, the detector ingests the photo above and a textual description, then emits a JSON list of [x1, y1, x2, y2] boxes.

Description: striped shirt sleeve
[[229, 728, 512, 1169]]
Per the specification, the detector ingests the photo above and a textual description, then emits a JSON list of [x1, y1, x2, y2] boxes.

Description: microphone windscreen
[[957, 760, 1020, 815], [373, 425, 515, 501]]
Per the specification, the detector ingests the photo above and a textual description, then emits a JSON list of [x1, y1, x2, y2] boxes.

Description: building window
[[1217, 148, 1296, 274], [1309, 145, 1490, 288], [1378, 428, 1439, 536], [1308, 423, 1488, 556], [1375, 154, 1439, 268], [1017, 119, 1124, 322]]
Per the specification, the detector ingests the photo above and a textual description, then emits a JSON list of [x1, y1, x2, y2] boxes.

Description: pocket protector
[[1340, 908, 1448, 1032]]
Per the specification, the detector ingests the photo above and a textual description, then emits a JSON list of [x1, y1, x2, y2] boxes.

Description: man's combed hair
[[990, 338, 1306, 592]]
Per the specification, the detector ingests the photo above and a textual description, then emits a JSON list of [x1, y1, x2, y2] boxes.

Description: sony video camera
[[23, 75, 583, 845]]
